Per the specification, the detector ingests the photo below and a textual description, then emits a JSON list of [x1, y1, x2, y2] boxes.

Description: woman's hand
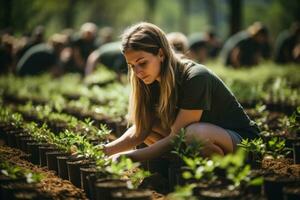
[[109, 153, 122, 162]]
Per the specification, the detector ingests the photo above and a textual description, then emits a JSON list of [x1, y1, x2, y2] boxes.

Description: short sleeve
[[179, 73, 212, 110]]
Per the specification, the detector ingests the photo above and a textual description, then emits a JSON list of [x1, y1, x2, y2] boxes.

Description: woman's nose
[[134, 65, 144, 74]]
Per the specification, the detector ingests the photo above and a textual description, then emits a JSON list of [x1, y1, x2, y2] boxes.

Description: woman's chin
[[142, 78, 154, 85]]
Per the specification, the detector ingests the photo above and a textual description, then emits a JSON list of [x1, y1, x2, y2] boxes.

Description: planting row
[[0, 146, 87, 200], [1, 102, 300, 199], [0, 107, 165, 200], [0, 64, 299, 116]]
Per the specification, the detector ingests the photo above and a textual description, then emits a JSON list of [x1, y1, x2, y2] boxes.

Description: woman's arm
[[120, 109, 203, 161], [230, 47, 241, 68], [85, 50, 101, 76], [104, 125, 149, 156]]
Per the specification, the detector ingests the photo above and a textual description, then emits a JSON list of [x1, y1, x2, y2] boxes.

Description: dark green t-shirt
[[221, 31, 262, 67], [16, 44, 56, 76], [97, 41, 127, 73], [150, 61, 260, 140], [177, 62, 260, 139]]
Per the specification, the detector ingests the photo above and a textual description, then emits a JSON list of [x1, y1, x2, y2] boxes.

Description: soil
[[0, 145, 166, 200], [262, 157, 300, 177], [0, 145, 88, 200]]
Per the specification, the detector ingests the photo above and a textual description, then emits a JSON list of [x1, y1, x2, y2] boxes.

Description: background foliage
[[1, 0, 299, 41]]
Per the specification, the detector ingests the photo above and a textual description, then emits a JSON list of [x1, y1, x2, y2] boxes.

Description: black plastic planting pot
[[283, 185, 300, 200], [87, 173, 109, 200], [15, 133, 30, 149], [168, 158, 184, 191], [94, 178, 128, 200], [20, 137, 35, 154], [67, 159, 91, 187], [293, 142, 300, 164], [46, 151, 70, 173], [57, 154, 83, 180], [87, 173, 98, 200], [27, 143, 48, 165], [192, 179, 223, 196], [198, 187, 241, 200], [0, 175, 26, 198], [1, 182, 40, 200], [6, 130, 20, 148], [57, 155, 70, 180], [13, 191, 39, 200], [80, 166, 97, 198], [0, 174, 26, 186], [111, 189, 153, 200], [246, 151, 262, 169], [38, 145, 58, 167], [264, 176, 300, 200], [139, 158, 170, 194]]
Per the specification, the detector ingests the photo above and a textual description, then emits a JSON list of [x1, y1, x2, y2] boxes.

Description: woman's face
[[124, 49, 163, 84]]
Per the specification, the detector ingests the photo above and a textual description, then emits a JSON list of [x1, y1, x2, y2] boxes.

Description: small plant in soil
[[0, 161, 43, 183], [80, 118, 112, 141], [265, 136, 291, 158], [0, 108, 24, 128], [238, 137, 266, 162], [182, 149, 263, 191], [181, 156, 216, 183], [212, 149, 263, 190], [278, 106, 300, 136], [103, 156, 151, 189], [23, 122, 57, 144], [239, 136, 291, 161], [57, 129, 90, 155], [165, 184, 197, 200], [253, 104, 271, 132], [171, 128, 203, 159]]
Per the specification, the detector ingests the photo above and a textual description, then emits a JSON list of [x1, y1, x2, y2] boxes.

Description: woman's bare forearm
[[123, 134, 176, 161], [104, 126, 145, 156]]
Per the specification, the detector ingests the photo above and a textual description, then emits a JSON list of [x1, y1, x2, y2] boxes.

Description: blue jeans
[[225, 129, 243, 151]]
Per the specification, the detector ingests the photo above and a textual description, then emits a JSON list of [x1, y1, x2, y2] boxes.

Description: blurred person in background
[[16, 25, 45, 62], [221, 22, 270, 68], [61, 22, 99, 75], [103, 22, 260, 162], [166, 32, 189, 55], [16, 33, 67, 76], [0, 33, 14, 74], [274, 22, 300, 64], [186, 33, 208, 64], [98, 26, 115, 45], [85, 41, 127, 76], [204, 29, 222, 59]]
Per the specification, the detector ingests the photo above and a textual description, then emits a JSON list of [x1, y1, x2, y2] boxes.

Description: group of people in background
[[0, 21, 299, 77]]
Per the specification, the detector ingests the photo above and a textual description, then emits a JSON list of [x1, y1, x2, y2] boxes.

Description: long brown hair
[[121, 22, 185, 136]]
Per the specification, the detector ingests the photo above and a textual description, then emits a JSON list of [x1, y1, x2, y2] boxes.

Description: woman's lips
[[140, 75, 149, 80]]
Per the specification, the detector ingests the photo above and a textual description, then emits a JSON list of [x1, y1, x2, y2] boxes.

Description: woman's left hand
[[109, 153, 123, 162]]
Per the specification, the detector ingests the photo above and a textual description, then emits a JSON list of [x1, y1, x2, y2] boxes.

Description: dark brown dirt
[[0, 145, 88, 200], [262, 157, 300, 177]]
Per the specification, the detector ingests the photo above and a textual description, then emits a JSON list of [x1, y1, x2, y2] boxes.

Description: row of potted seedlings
[[163, 128, 300, 200], [0, 107, 154, 200], [0, 159, 45, 200], [0, 72, 299, 200], [1, 99, 300, 200], [6, 96, 128, 139]]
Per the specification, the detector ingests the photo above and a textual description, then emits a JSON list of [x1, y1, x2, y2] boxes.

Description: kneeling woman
[[104, 22, 260, 161]]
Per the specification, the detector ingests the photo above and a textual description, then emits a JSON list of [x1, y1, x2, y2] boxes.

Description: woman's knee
[[184, 123, 211, 144]]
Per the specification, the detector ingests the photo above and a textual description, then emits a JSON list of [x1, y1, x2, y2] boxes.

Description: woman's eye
[[139, 61, 147, 67]]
